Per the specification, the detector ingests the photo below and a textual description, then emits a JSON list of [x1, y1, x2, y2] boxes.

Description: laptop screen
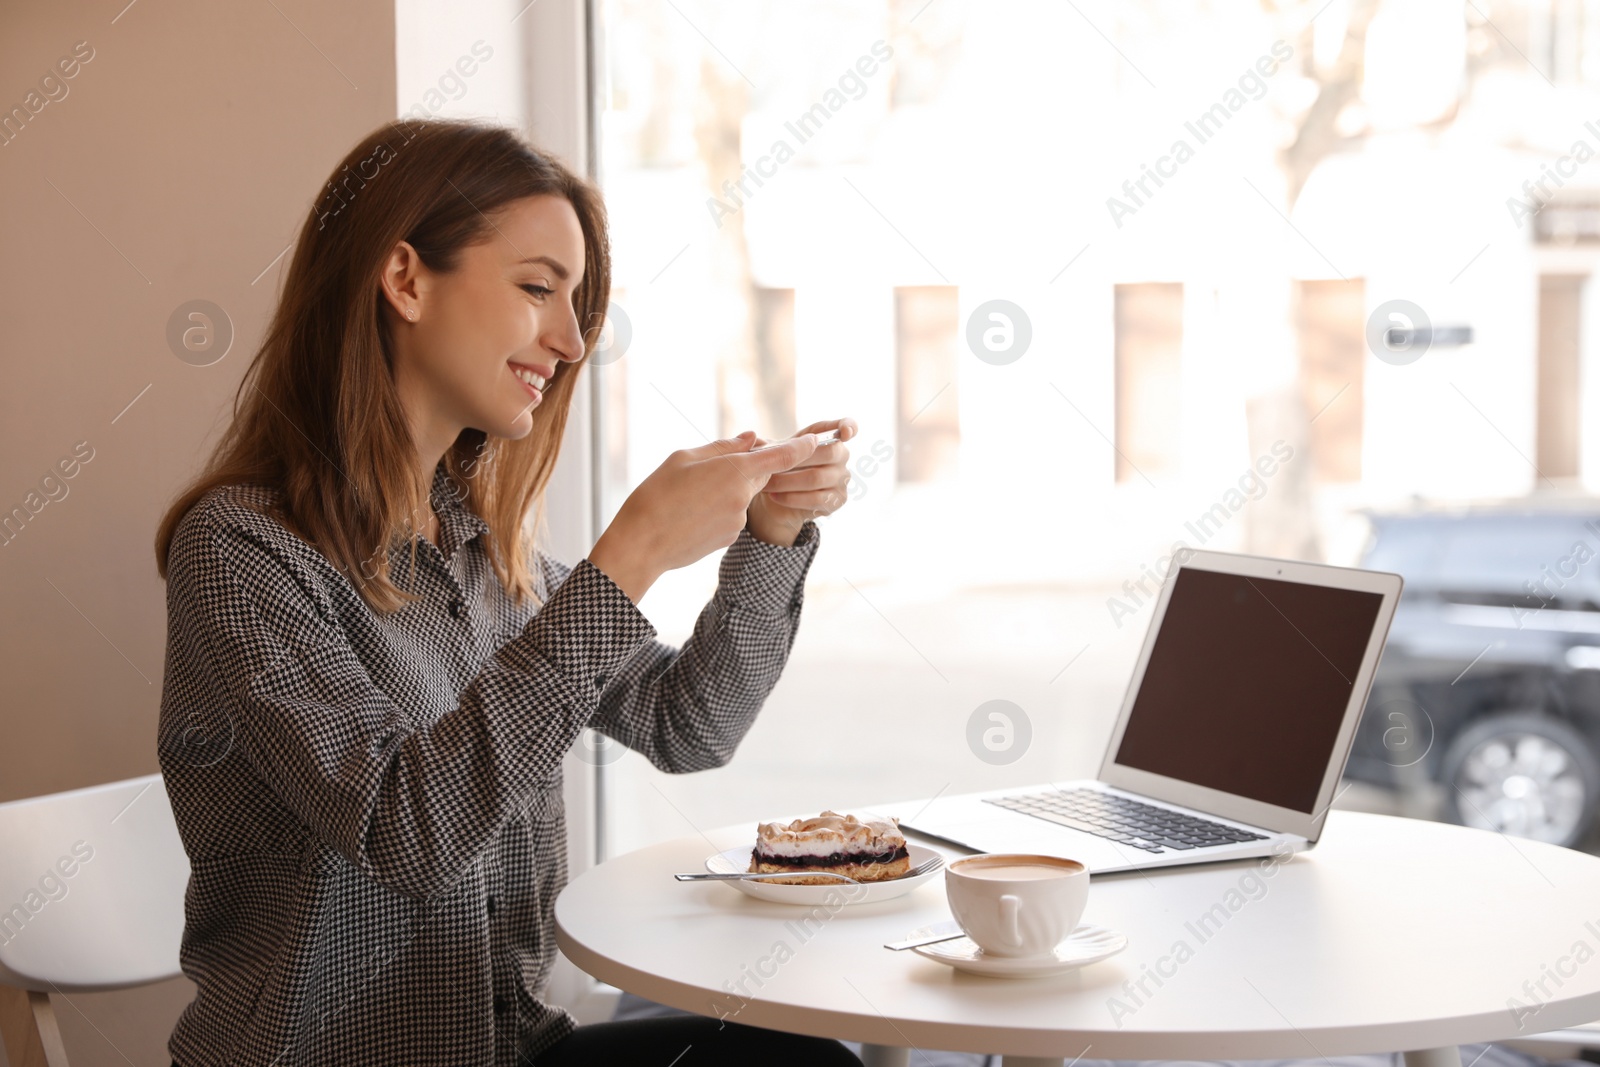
[[1111, 566, 1385, 813]]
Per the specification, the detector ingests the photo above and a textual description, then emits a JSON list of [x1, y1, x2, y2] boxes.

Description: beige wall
[[0, 1, 397, 1062]]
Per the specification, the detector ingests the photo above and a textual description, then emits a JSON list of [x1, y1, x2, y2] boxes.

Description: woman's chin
[[500, 409, 536, 440]]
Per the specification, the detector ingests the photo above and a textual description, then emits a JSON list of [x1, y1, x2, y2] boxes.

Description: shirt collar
[[428, 460, 490, 559]]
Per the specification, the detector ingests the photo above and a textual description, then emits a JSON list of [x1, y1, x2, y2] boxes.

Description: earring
[[405, 308, 416, 321]]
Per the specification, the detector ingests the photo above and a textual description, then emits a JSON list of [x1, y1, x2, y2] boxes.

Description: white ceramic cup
[[944, 853, 1089, 958]]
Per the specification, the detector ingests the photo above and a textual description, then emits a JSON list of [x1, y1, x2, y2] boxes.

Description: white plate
[[703, 844, 943, 905], [909, 920, 1127, 978]]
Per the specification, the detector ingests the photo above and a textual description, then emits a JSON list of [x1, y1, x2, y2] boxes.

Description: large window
[[590, 0, 1600, 858]]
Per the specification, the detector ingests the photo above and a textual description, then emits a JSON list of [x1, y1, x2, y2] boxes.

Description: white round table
[[555, 810, 1600, 1067]]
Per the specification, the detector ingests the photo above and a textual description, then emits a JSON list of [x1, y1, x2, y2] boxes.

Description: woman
[[153, 117, 861, 1066]]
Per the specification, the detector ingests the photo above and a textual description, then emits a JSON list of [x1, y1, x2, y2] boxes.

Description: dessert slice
[[750, 810, 911, 884]]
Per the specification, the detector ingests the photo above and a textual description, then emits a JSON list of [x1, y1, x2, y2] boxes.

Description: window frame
[[515, 0, 618, 1021]]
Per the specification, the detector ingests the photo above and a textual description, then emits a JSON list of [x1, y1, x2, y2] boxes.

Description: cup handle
[[999, 894, 1023, 948]]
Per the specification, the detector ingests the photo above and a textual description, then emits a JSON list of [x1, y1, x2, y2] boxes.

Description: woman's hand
[[588, 431, 822, 604], [746, 417, 858, 547]]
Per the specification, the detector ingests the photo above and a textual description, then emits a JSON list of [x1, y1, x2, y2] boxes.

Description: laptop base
[[895, 780, 1307, 875]]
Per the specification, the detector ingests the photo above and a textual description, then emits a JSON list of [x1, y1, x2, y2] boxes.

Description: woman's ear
[[379, 240, 426, 321]]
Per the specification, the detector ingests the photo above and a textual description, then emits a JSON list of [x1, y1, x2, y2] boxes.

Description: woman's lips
[[512, 364, 550, 403]]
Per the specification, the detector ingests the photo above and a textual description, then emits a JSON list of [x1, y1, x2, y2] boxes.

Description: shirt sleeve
[[160, 504, 655, 900], [554, 520, 821, 773]]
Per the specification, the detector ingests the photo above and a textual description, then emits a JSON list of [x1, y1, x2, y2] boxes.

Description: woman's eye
[[521, 284, 554, 298]]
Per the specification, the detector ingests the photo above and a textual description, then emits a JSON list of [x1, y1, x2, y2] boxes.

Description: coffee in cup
[[944, 853, 1088, 958]]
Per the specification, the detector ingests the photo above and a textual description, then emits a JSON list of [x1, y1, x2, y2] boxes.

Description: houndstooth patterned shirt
[[157, 462, 820, 1066]]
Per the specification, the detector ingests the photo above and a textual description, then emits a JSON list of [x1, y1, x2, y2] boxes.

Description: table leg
[[1404, 1048, 1462, 1067]]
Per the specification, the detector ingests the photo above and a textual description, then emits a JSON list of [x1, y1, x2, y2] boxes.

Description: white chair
[[0, 774, 188, 1067]]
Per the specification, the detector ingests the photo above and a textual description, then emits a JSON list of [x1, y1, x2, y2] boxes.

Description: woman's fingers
[[762, 465, 846, 493], [797, 416, 858, 441], [767, 434, 849, 472], [765, 418, 858, 469], [764, 487, 848, 515], [687, 431, 758, 460], [727, 434, 819, 481]]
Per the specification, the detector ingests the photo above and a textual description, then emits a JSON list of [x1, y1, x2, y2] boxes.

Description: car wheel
[[1440, 713, 1600, 848]]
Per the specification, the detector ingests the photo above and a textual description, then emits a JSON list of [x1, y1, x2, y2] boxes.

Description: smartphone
[[751, 428, 840, 451]]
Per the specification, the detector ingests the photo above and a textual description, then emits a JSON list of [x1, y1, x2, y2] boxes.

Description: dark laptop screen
[[1111, 567, 1384, 813]]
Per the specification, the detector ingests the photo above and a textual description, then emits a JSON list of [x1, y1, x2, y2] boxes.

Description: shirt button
[[447, 600, 463, 619], [494, 994, 509, 1015], [594, 673, 608, 688], [487, 895, 498, 915]]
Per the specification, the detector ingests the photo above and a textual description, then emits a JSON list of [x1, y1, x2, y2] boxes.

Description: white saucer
[[909, 920, 1128, 978], [703, 844, 943, 906]]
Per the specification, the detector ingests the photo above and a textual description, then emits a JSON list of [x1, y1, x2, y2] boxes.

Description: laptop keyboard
[[984, 788, 1269, 853]]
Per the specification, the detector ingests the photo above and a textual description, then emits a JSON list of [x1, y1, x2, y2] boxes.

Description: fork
[[674, 855, 944, 884], [674, 871, 860, 884]]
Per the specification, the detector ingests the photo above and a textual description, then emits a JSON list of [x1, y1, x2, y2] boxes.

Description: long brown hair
[[155, 118, 610, 612]]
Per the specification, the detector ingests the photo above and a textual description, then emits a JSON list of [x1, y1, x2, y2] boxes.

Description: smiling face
[[380, 194, 588, 458]]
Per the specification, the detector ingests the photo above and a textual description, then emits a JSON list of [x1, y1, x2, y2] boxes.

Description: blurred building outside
[[586, 0, 1600, 857]]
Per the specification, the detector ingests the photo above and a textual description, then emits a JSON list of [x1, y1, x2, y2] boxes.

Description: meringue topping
[[755, 810, 905, 859]]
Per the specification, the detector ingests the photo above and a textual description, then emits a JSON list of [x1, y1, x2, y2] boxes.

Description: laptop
[[898, 548, 1403, 874]]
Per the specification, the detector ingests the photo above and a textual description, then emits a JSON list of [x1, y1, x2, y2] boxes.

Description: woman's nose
[[548, 310, 585, 363]]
